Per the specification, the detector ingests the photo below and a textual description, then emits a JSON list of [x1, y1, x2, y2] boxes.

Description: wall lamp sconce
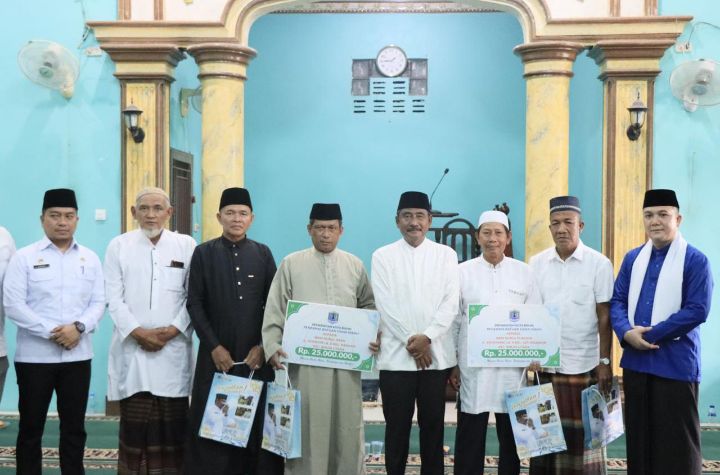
[[122, 104, 145, 143], [626, 92, 648, 141]]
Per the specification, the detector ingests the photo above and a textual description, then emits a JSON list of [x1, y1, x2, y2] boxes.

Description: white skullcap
[[477, 210, 509, 228], [135, 187, 170, 205]]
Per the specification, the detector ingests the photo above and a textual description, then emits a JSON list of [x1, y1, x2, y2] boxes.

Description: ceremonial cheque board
[[467, 304, 560, 368], [282, 300, 380, 372]]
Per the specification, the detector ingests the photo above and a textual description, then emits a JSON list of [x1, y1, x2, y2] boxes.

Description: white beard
[[141, 227, 163, 239]]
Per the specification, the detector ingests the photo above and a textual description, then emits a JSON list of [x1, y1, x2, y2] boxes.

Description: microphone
[[429, 168, 450, 213]]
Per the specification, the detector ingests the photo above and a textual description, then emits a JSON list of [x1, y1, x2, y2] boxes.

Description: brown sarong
[[118, 392, 189, 475], [529, 372, 606, 475]]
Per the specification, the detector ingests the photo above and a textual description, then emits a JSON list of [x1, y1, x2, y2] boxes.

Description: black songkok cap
[[219, 187, 252, 211], [310, 203, 342, 221], [42, 188, 77, 211], [397, 191, 431, 211], [549, 195, 581, 214], [643, 189, 679, 209]]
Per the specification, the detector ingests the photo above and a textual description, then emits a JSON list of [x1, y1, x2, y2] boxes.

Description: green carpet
[[0, 417, 719, 473]]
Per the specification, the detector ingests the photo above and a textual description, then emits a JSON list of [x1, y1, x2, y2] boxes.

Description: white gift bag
[[199, 371, 264, 447]]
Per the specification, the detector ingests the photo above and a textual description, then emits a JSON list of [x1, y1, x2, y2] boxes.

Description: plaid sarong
[[529, 372, 606, 475], [118, 392, 189, 475]]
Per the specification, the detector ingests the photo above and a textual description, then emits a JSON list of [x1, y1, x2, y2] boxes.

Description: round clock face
[[376, 46, 408, 78]]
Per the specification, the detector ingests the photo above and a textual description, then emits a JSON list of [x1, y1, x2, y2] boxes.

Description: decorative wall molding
[[271, 2, 499, 13]]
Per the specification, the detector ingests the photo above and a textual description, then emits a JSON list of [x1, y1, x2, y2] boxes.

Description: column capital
[[589, 39, 675, 80], [187, 43, 257, 81], [101, 43, 185, 82], [513, 41, 585, 78]]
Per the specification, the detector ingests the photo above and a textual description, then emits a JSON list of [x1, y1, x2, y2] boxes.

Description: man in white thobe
[[450, 210, 541, 475], [104, 187, 196, 474], [263, 203, 376, 475], [372, 191, 459, 475]]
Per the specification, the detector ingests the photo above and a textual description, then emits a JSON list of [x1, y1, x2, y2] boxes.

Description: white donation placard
[[467, 304, 560, 368], [282, 300, 379, 372]]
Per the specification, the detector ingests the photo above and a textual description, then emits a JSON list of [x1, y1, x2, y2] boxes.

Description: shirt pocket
[[505, 287, 528, 304], [29, 267, 56, 298], [161, 267, 185, 292], [570, 285, 595, 305], [30, 267, 55, 282], [76, 265, 97, 297]]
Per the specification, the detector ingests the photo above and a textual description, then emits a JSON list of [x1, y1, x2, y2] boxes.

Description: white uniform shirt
[[0, 227, 16, 357], [529, 240, 614, 374], [104, 229, 196, 400], [457, 256, 541, 414], [3, 237, 105, 363], [372, 238, 459, 371]]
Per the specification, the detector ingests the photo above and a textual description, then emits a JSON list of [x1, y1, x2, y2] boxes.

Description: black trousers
[[454, 411, 519, 475], [15, 360, 91, 475], [379, 369, 448, 475], [623, 369, 702, 475]]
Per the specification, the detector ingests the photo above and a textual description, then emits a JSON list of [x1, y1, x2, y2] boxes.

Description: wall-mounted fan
[[669, 59, 720, 112], [17, 40, 80, 99]]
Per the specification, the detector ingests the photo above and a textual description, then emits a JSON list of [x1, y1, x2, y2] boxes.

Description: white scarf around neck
[[628, 232, 687, 326]]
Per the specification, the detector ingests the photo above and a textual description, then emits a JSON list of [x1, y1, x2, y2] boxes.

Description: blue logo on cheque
[[509, 309, 520, 322], [328, 312, 339, 324]]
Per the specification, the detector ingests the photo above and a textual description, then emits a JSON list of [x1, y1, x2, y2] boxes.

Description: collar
[[311, 246, 338, 258], [133, 228, 166, 246], [549, 239, 585, 262], [221, 235, 248, 248], [479, 253, 505, 269], [651, 243, 671, 257], [400, 236, 429, 252], [39, 236, 78, 252]]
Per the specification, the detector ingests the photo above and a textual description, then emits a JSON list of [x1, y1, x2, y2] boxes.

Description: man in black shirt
[[184, 187, 283, 474]]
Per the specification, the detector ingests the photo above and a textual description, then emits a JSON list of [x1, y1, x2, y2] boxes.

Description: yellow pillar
[[589, 39, 675, 373], [187, 43, 256, 242], [514, 42, 584, 259], [102, 44, 184, 231]]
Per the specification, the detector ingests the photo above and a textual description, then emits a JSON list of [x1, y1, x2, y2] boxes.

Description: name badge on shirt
[[33, 264, 50, 269], [169, 260, 185, 269]]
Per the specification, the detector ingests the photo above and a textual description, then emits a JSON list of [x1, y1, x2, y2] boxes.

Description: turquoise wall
[[0, 1, 119, 412], [569, 51, 604, 252], [0, 1, 204, 412], [245, 13, 529, 265], [657, 0, 720, 422], [169, 58, 204, 243]]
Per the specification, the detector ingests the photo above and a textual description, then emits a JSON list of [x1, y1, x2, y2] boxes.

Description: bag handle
[[286, 365, 294, 391], [516, 368, 541, 389], [516, 368, 527, 389], [221, 361, 254, 381]]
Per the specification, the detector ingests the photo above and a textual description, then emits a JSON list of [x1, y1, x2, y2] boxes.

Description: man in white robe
[[104, 187, 196, 473], [450, 210, 541, 475], [372, 191, 459, 475], [263, 203, 376, 475]]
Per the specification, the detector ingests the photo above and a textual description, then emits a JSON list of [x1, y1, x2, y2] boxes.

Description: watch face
[[75, 321, 85, 333], [376, 46, 408, 78]]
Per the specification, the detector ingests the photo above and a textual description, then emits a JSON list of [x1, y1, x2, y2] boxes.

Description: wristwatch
[[599, 357, 611, 365], [74, 321, 86, 333]]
